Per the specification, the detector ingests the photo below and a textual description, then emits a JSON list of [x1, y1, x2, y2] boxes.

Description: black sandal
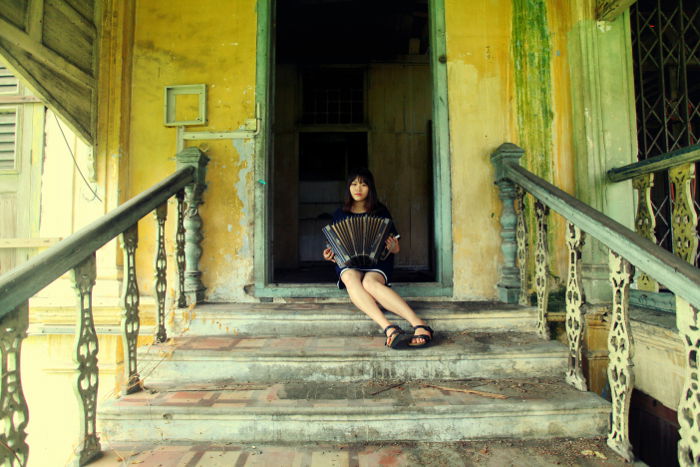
[[409, 325, 434, 348], [383, 324, 408, 349]]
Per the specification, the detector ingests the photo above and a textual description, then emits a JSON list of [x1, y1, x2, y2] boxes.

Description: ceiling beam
[[596, 0, 637, 22], [0, 16, 95, 88]]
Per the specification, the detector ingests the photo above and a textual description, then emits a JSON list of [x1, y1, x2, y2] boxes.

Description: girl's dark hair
[[343, 167, 380, 213]]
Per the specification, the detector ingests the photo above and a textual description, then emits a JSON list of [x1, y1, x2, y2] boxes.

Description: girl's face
[[349, 177, 369, 203]]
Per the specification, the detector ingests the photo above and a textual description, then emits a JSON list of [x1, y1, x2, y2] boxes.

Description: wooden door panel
[[368, 64, 431, 270], [0, 192, 16, 273]]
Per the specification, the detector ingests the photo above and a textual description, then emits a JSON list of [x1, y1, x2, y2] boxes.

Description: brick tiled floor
[[94, 439, 638, 466]]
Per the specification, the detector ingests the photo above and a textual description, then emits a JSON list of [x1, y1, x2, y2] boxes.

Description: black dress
[[330, 204, 399, 289]]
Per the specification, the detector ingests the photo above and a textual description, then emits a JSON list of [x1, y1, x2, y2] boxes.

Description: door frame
[[253, 0, 453, 297]]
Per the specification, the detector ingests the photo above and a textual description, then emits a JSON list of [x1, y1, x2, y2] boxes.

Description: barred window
[[631, 0, 700, 265], [302, 69, 364, 124]]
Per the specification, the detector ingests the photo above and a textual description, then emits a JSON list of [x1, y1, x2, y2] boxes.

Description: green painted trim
[[608, 143, 700, 183], [254, 0, 272, 289], [629, 289, 675, 314], [254, 283, 453, 299], [428, 0, 453, 287]]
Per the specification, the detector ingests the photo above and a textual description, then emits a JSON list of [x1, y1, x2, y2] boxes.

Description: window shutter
[[0, 108, 17, 170], [0, 65, 19, 95]]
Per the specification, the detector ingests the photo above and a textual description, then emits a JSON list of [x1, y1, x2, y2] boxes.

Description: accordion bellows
[[322, 216, 392, 268]]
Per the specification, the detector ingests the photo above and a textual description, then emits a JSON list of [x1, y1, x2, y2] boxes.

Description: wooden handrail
[[0, 166, 195, 316], [607, 143, 700, 183]]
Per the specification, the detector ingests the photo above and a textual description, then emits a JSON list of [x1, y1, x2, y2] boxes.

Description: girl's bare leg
[[340, 269, 400, 345], [361, 272, 431, 345]]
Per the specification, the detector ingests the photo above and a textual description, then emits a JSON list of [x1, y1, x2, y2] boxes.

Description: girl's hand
[[323, 248, 336, 263], [385, 235, 400, 254]]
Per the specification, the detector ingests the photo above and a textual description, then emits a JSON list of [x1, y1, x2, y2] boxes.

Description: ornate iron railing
[[0, 147, 209, 465], [608, 143, 700, 311], [492, 143, 700, 464]]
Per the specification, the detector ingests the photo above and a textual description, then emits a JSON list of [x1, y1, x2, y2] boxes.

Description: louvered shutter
[[0, 64, 18, 170], [0, 64, 18, 95], [0, 108, 17, 170]]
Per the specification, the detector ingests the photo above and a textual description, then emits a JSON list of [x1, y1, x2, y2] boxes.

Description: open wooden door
[[272, 0, 435, 284]]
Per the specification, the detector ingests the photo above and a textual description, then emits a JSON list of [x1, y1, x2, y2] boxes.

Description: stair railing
[[491, 143, 700, 464], [0, 147, 209, 466], [606, 143, 699, 465], [607, 143, 700, 310]]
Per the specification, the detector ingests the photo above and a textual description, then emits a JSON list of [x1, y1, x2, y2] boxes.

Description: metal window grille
[[631, 0, 700, 266], [301, 69, 364, 125], [0, 107, 17, 170]]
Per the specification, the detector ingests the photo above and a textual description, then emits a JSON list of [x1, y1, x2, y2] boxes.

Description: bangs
[[350, 175, 369, 185]]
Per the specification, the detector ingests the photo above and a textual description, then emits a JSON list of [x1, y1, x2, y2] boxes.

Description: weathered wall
[[547, 0, 577, 281], [129, 0, 258, 301], [123, 0, 619, 301], [129, 0, 519, 300], [444, 0, 515, 299]]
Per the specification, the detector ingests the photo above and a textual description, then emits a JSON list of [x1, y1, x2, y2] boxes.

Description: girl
[[322, 168, 434, 349]]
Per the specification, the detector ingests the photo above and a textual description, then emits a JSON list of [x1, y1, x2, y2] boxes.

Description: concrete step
[[138, 332, 568, 385], [93, 438, 633, 466], [169, 301, 538, 337], [99, 378, 610, 444]]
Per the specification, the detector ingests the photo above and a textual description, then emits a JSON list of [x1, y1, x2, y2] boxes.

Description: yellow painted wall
[[129, 0, 258, 301], [444, 0, 578, 298], [444, 0, 515, 299], [547, 0, 577, 285]]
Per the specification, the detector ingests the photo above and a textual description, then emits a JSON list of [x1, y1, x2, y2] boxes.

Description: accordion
[[322, 216, 393, 268]]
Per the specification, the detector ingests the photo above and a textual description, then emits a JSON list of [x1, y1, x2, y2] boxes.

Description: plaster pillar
[[567, 2, 637, 303]]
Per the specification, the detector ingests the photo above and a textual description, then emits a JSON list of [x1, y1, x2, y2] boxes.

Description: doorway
[[271, 0, 437, 284]]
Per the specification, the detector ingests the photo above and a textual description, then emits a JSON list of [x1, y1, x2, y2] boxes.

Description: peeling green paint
[[512, 0, 554, 182], [512, 0, 560, 291]]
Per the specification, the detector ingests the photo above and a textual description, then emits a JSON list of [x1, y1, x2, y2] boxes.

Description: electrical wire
[[52, 111, 102, 202]]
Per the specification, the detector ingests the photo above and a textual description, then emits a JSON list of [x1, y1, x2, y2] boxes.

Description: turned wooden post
[[175, 147, 210, 305], [490, 143, 524, 304]]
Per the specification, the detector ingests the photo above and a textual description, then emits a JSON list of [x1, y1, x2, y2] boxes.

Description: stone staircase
[[98, 301, 610, 447]]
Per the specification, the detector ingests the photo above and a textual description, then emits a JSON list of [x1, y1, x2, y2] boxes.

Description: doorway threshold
[[254, 282, 452, 299]]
